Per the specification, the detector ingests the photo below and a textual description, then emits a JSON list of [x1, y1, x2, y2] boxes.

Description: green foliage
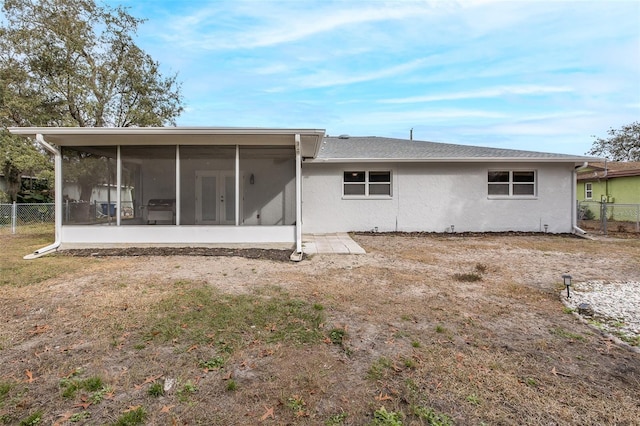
[[466, 393, 481, 406], [225, 380, 237, 392], [18, 411, 42, 426], [83, 376, 104, 392], [59, 375, 109, 402], [0, 132, 52, 202], [326, 413, 348, 425], [329, 328, 347, 345], [581, 207, 595, 220], [372, 406, 402, 425], [286, 395, 306, 412], [69, 411, 91, 422], [549, 327, 585, 341], [588, 122, 640, 161], [145, 284, 324, 351], [0, 0, 183, 129], [411, 405, 453, 426], [147, 382, 163, 397], [0, 381, 12, 402], [199, 356, 225, 370], [111, 407, 147, 426], [367, 357, 393, 380], [1, 0, 182, 202], [177, 380, 198, 402]]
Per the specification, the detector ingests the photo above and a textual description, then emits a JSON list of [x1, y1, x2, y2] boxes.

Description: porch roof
[[8, 127, 326, 158]]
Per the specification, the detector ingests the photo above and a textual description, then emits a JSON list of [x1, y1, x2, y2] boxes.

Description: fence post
[[11, 201, 17, 234], [637, 205, 639, 233]]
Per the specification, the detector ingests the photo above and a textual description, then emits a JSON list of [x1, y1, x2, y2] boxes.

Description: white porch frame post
[[235, 144, 240, 226], [175, 145, 180, 225], [295, 134, 302, 253], [116, 145, 121, 226], [54, 144, 62, 238]]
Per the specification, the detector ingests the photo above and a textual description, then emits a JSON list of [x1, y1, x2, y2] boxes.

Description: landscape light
[[562, 275, 572, 298]]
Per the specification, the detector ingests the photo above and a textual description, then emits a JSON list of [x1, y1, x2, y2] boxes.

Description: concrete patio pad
[[302, 233, 366, 254]]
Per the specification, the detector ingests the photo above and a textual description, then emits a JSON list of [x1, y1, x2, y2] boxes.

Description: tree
[[587, 122, 640, 161], [0, 0, 183, 128], [0, 130, 51, 202], [0, 0, 184, 201]]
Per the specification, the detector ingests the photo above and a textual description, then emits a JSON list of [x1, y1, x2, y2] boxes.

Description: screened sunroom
[[9, 127, 325, 255]]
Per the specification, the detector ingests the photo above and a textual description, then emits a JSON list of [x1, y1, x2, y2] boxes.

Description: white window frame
[[585, 182, 593, 200], [343, 170, 392, 199], [487, 170, 537, 199]]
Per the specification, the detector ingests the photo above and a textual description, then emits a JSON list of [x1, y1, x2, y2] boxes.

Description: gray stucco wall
[[301, 162, 574, 233]]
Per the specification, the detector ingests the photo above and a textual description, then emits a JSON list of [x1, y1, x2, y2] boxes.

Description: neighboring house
[[62, 183, 134, 218], [577, 162, 640, 204], [8, 127, 595, 257], [0, 173, 49, 202]]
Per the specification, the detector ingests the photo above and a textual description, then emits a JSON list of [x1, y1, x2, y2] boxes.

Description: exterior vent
[[338, 134, 350, 139]]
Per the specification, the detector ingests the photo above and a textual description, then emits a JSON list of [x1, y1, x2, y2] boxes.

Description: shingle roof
[[577, 161, 640, 180], [312, 136, 595, 162]]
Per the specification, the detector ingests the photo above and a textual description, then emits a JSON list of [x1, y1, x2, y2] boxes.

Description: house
[[0, 173, 51, 203], [8, 127, 595, 258], [577, 161, 640, 204]]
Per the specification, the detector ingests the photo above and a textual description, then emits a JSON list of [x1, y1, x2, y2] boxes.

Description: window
[[343, 171, 391, 197], [585, 182, 593, 199], [488, 170, 536, 197]]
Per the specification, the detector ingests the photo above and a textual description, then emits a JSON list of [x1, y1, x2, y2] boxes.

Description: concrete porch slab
[[302, 233, 366, 254]]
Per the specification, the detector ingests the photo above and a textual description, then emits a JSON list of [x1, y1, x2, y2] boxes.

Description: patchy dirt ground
[[1, 233, 639, 425]]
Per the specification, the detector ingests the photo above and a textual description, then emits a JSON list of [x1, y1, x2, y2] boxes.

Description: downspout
[[25, 134, 62, 259], [572, 162, 589, 235], [604, 158, 608, 201], [290, 134, 303, 261]]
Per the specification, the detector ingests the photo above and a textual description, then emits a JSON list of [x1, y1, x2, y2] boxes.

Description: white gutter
[[572, 162, 589, 235], [25, 134, 62, 259]]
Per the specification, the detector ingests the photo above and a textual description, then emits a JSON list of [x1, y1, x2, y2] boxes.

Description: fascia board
[[8, 126, 326, 136], [8, 127, 326, 147]]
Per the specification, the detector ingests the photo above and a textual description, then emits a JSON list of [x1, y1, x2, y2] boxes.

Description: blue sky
[[118, 0, 639, 155]]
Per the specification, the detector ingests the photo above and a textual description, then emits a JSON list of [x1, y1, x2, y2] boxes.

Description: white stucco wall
[[241, 158, 296, 226], [301, 162, 574, 233]]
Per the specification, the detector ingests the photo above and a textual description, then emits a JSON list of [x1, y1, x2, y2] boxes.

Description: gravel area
[[564, 281, 640, 344]]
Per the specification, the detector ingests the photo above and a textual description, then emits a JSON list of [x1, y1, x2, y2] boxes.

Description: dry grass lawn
[[0, 231, 639, 425]]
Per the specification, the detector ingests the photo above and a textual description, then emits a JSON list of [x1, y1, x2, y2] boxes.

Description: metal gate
[[578, 201, 640, 235]]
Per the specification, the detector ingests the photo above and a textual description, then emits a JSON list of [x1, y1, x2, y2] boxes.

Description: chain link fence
[[0, 203, 55, 235], [578, 201, 640, 235]]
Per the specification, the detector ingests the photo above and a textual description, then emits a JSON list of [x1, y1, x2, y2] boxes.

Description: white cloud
[[379, 85, 574, 104], [158, 1, 448, 51], [294, 58, 430, 88]]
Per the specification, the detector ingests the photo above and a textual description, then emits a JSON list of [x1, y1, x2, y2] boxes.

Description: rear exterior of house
[[303, 136, 587, 234], [9, 127, 594, 257]]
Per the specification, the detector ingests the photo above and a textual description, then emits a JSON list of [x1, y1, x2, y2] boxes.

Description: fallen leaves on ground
[[260, 406, 274, 421]]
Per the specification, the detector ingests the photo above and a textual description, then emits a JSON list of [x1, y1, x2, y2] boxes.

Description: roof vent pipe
[[410, 128, 413, 141]]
